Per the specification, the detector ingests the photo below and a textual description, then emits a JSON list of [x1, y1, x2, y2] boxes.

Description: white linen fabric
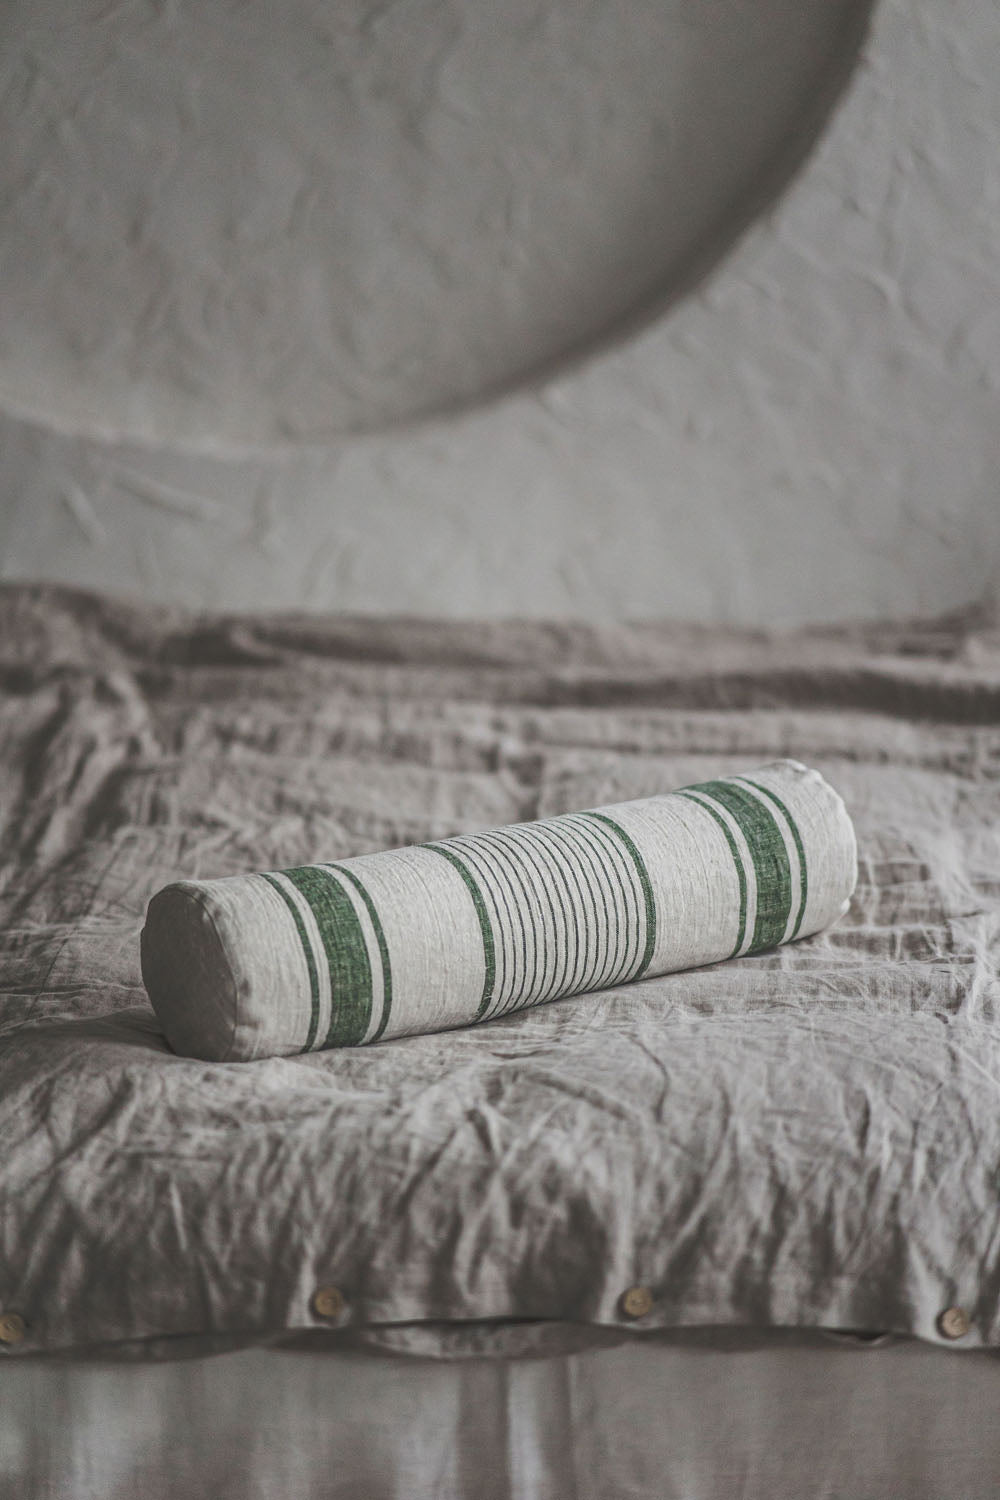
[[140, 761, 856, 1060], [3, 1333, 1000, 1500], [1, 584, 1000, 1365]]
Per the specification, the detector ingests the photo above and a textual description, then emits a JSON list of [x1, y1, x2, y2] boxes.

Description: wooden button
[[620, 1286, 654, 1319], [312, 1286, 345, 1321], [0, 1312, 26, 1345], [938, 1306, 970, 1340]]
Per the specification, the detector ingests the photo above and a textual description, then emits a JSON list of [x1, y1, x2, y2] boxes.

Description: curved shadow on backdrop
[[0, 0, 875, 451]]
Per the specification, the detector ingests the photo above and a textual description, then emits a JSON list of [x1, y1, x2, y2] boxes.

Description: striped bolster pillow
[[141, 759, 857, 1061]]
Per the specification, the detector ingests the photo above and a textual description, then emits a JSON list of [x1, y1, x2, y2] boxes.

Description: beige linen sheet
[[1, 584, 999, 1360]]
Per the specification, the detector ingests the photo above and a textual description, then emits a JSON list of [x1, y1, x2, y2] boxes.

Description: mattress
[[2, 583, 1000, 1493]]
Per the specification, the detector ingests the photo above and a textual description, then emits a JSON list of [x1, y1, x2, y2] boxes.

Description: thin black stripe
[[562, 815, 629, 989], [455, 833, 531, 1017], [530, 820, 593, 999], [584, 812, 657, 979], [548, 816, 616, 994], [519, 823, 589, 1001], [490, 825, 568, 1005], [458, 838, 518, 1007], [534, 819, 606, 1000], [476, 831, 547, 1013], [570, 813, 643, 986]]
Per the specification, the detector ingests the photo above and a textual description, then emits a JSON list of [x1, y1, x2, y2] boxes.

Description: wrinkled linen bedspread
[[1, 583, 1000, 1361]]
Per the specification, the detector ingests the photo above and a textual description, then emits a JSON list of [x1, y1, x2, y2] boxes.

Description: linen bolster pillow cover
[[141, 759, 857, 1062]]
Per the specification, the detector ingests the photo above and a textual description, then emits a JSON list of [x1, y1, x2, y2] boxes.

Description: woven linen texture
[[141, 759, 856, 1060]]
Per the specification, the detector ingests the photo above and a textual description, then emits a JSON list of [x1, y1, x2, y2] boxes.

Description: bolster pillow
[[141, 759, 857, 1061]]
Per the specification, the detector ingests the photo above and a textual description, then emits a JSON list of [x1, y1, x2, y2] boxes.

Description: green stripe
[[547, 817, 616, 996], [573, 813, 651, 986], [676, 793, 747, 959], [528, 821, 591, 999], [283, 867, 373, 1047], [512, 827, 577, 1002], [478, 832, 544, 1014], [450, 836, 520, 1017], [423, 845, 496, 1019], [484, 828, 563, 1006], [261, 873, 321, 1052], [583, 813, 657, 978], [326, 864, 393, 1042], [565, 815, 632, 989], [690, 781, 793, 953], [735, 778, 808, 940]]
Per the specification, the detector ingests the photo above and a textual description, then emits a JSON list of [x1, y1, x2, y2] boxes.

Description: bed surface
[[2, 583, 1000, 1360]]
